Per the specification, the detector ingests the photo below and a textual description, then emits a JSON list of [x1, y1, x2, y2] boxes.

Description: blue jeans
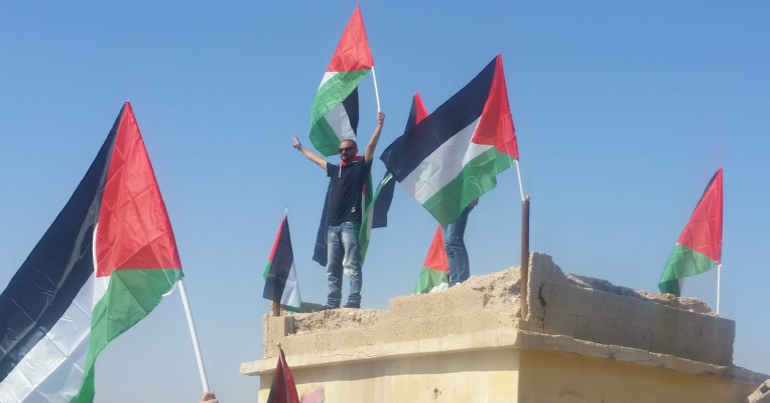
[[326, 221, 362, 307], [442, 206, 471, 286]]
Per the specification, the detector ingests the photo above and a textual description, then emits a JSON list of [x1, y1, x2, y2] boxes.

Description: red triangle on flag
[[267, 348, 301, 403], [677, 169, 723, 263], [413, 92, 428, 123], [471, 54, 519, 160], [326, 4, 374, 72], [95, 102, 182, 277], [423, 226, 449, 273]]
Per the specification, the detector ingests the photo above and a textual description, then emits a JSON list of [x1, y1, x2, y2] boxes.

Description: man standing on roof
[[293, 111, 385, 309]]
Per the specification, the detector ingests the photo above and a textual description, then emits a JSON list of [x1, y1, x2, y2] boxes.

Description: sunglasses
[[338, 146, 356, 153]]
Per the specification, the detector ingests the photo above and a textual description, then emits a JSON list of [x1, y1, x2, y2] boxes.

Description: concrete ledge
[[524, 253, 735, 365], [244, 252, 768, 402], [241, 327, 520, 375], [243, 328, 764, 385]]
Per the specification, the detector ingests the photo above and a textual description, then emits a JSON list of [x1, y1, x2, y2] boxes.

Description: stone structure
[[748, 380, 770, 403], [241, 253, 767, 402]]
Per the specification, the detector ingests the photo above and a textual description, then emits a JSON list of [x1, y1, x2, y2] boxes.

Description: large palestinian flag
[[659, 169, 723, 296], [263, 215, 302, 311], [0, 102, 183, 402], [309, 4, 374, 156], [415, 226, 450, 294], [381, 55, 519, 226]]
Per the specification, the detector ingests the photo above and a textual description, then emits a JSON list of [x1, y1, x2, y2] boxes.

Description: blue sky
[[1, 1, 769, 402]]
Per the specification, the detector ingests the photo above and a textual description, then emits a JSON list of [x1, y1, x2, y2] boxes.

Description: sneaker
[[342, 302, 360, 309], [321, 304, 339, 311]]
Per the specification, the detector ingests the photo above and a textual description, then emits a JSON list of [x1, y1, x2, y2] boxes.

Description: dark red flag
[[266, 348, 300, 403]]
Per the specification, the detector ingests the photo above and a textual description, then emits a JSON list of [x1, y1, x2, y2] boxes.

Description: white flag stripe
[[399, 117, 492, 205], [0, 273, 105, 403], [31, 339, 89, 403], [280, 263, 302, 309], [325, 101, 356, 143], [318, 71, 336, 89]]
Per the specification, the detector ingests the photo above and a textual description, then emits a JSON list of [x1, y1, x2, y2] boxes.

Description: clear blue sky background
[[2, 1, 768, 402]]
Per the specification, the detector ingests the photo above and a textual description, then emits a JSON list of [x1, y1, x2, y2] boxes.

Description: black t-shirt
[[326, 159, 372, 226]]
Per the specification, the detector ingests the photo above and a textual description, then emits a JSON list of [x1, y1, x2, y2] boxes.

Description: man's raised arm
[[293, 136, 327, 171], [364, 112, 385, 163]]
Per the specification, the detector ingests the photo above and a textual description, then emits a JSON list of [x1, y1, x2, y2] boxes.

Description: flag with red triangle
[[309, 4, 374, 156], [415, 226, 450, 293], [263, 214, 302, 311], [381, 55, 520, 226], [266, 348, 300, 403], [0, 102, 183, 403], [658, 169, 724, 296]]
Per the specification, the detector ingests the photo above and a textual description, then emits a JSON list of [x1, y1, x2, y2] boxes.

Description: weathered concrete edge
[[240, 328, 765, 385], [241, 326, 520, 376]]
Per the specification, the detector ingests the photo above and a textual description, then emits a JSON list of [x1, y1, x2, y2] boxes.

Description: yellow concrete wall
[[258, 349, 520, 403], [518, 350, 756, 403]]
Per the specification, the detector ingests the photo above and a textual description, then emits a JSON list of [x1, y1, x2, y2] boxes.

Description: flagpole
[[178, 279, 211, 393], [371, 66, 382, 112], [514, 160, 526, 202], [716, 264, 722, 315]]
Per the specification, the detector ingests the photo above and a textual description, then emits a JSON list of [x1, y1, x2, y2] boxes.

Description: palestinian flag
[[309, 4, 374, 156], [358, 93, 430, 265], [415, 226, 450, 293], [266, 347, 300, 403], [0, 102, 183, 403], [659, 169, 724, 296], [381, 55, 519, 226], [262, 215, 302, 311]]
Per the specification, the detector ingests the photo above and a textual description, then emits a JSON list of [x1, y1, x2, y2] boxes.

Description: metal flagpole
[[371, 66, 382, 112], [514, 160, 526, 202], [178, 279, 211, 392], [716, 264, 722, 315]]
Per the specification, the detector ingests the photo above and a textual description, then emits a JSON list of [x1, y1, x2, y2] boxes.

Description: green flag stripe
[[311, 69, 370, 123], [310, 69, 370, 155], [71, 268, 182, 403], [357, 171, 379, 266], [263, 261, 271, 279], [415, 267, 449, 294], [309, 116, 342, 156], [658, 243, 716, 295], [423, 148, 515, 226]]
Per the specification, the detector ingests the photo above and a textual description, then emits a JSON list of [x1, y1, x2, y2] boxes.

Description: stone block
[[748, 379, 770, 403]]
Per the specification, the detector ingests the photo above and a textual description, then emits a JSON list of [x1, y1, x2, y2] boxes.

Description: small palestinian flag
[[266, 348, 300, 403], [381, 55, 519, 226], [0, 102, 183, 403], [309, 4, 374, 156], [263, 215, 302, 311], [659, 169, 724, 296], [415, 226, 450, 293]]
